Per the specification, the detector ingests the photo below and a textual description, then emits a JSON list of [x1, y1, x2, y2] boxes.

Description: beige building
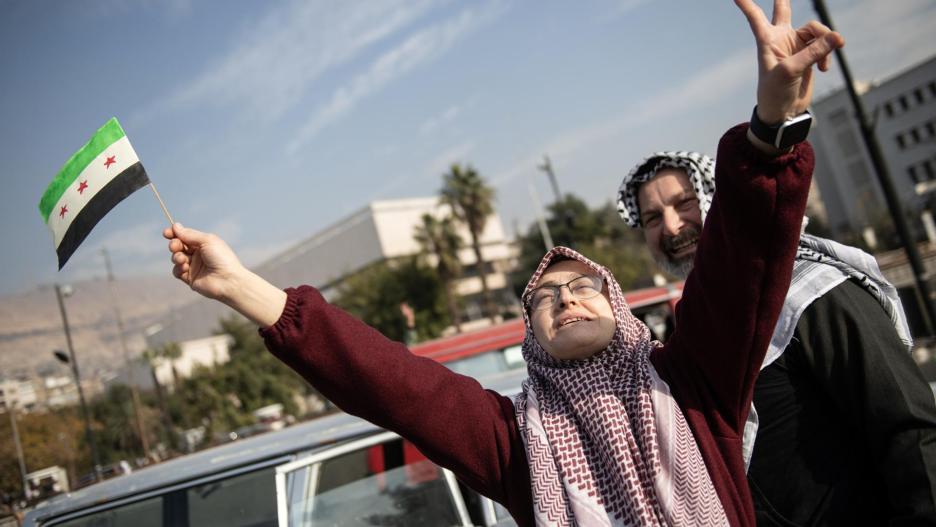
[[150, 334, 233, 390], [146, 197, 517, 346], [0, 377, 39, 412]]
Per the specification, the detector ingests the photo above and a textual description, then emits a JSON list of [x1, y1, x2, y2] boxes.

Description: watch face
[[775, 114, 813, 149]]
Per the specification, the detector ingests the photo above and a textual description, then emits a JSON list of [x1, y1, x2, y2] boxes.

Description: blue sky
[[2, 0, 935, 295]]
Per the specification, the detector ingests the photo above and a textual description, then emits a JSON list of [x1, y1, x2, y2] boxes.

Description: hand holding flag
[[164, 224, 287, 328], [164, 224, 245, 302]]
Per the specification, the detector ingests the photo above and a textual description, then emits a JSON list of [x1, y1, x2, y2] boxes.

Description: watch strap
[[750, 106, 813, 149]]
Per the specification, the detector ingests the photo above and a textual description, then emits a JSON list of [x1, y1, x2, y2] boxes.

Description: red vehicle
[[409, 283, 684, 379]]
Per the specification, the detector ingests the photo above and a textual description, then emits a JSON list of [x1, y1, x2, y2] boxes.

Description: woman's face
[[528, 260, 616, 361]]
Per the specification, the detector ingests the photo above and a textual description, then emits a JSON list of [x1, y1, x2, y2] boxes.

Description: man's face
[[637, 168, 703, 279], [528, 260, 616, 361]]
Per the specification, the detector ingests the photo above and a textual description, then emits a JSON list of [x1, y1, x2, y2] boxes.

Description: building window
[[911, 128, 922, 144], [914, 88, 925, 104], [896, 133, 906, 149], [924, 160, 935, 181], [926, 121, 935, 138], [929, 80, 936, 97], [884, 102, 895, 118], [899, 95, 909, 111], [908, 165, 919, 184]]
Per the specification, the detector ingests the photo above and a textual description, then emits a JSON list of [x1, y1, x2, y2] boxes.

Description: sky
[[1, 0, 935, 296]]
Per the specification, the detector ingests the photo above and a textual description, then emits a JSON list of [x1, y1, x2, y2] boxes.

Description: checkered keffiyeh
[[514, 246, 728, 526], [616, 151, 716, 228]]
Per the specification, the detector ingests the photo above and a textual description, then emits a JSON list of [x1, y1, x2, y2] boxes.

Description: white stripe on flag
[[48, 136, 141, 249]]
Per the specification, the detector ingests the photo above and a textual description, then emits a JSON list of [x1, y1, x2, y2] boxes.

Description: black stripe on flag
[[56, 162, 150, 269]]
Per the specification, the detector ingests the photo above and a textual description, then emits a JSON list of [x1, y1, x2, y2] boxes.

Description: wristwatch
[[749, 106, 813, 150]]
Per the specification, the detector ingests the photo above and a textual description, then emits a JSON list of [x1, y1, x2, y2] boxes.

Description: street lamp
[[54, 283, 104, 482], [1, 400, 30, 501]]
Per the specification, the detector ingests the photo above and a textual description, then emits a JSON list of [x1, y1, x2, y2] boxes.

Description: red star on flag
[[77, 180, 88, 194], [104, 155, 116, 168], [59, 205, 68, 218]]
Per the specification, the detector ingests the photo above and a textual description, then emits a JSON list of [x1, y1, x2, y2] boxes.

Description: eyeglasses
[[525, 275, 603, 311]]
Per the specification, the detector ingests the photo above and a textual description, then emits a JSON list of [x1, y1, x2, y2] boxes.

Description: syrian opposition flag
[[38, 118, 150, 269]]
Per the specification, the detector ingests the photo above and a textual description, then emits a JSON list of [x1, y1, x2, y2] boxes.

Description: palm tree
[[142, 346, 178, 451], [440, 164, 498, 322], [414, 213, 464, 333]]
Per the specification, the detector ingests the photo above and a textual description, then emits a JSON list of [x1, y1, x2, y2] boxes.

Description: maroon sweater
[[261, 124, 813, 527]]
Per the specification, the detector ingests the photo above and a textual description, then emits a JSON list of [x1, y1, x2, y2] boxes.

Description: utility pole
[[812, 0, 935, 335], [2, 401, 30, 501], [102, 248, 150, 459], [54, 284, 104, 482], [537, 155, 576, 248], [527, 178, 555, 251]]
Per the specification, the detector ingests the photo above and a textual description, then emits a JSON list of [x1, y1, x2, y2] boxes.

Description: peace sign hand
[[735, 0, 845, 124]]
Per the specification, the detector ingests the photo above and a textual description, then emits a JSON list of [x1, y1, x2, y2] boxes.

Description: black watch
[[749, 106, 813, 149]]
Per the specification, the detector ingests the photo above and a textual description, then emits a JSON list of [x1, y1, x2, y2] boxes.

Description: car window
[[446, 350, 509, 378], [502, 345, 525, 370], [187, 468, 277, 527], [283, 438, 462, 526], [53, 496, 162, 527]]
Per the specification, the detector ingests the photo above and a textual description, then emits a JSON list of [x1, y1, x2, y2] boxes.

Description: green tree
[[440, 163, 498, 321], [512, 195, 658, 297], [414, 213, 464, 333], [141, 348, 177, 451], [1, 407, 87, 498], [333, 257, 450, 343], [90, 385, 142, 462]]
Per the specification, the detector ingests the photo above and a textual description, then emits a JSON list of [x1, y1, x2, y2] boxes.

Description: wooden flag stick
[[148, 183, 175, 225]]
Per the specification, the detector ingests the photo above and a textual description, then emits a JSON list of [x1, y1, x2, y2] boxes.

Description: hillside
[[0, 275, 194, 377]]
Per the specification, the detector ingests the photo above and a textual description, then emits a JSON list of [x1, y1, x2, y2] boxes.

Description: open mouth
[[558, 317, 588, 328], [663, 228, 699, 259], [667, 239, 697, 258]]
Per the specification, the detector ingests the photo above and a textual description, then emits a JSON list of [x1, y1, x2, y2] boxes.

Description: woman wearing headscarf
[[164, 1, 843, 524]]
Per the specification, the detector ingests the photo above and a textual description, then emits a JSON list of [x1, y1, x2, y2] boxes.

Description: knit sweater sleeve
[[655, 123, 814, 435], [259, 286, 534, 524]]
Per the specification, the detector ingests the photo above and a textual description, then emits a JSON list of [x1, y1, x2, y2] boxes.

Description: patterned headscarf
[[616, 151, 715, 228], [514, 246, 727, 526]]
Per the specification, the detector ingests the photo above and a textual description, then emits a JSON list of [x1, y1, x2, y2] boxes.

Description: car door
[[274, 431, 473, 526]]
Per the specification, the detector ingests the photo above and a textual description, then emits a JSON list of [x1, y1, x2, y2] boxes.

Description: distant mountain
[[0, 274, 194, 378]]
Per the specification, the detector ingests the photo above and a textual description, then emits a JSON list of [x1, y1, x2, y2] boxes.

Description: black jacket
[[749, 278, 936, 526]]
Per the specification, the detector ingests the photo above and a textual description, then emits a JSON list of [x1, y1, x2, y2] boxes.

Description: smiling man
[[633, 164, 706, 278], [617, 150, 936, 525]]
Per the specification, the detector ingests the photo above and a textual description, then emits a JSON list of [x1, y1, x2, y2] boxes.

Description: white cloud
[[364, 140, 476, 202], [286, 2, 506, 152], [419, 104, 463, 135], [54, 220, 166, 283], [206, 217, 243, 245], [424, 141, 477, 179], [91, 220, 166, 258], [133, 0, 440, 125]]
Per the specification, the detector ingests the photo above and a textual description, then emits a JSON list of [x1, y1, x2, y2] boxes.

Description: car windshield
[[284, 439, 462, 526]]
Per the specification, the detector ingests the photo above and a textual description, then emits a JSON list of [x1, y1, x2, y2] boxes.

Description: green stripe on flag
[[38, 118, 126, 222]]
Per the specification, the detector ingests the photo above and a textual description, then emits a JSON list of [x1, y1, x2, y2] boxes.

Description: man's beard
[[653, 226, 700, 280]]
